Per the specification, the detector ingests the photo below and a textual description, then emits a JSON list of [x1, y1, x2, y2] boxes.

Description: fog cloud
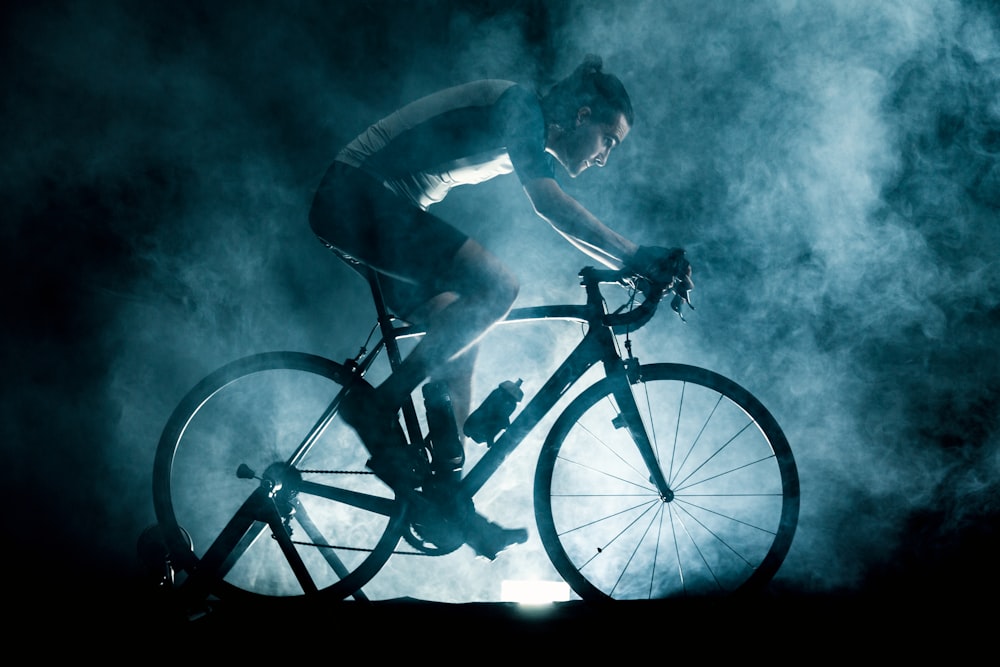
[[3, 0, 997, 601]]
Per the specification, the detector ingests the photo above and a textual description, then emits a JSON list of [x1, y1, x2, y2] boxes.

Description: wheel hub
[[260, 462, 301, 502]]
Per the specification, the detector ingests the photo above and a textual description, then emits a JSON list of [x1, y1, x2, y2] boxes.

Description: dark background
[[3, 0, 998, 633]]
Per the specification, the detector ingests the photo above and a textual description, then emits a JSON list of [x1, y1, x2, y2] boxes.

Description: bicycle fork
[[609, 371, 674, 501], [587, 312, 674, 501]]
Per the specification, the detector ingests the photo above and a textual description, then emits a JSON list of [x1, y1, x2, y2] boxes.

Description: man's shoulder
[[421, 79, 520, 104], [438, 80, 539, 107], [398, 80, 523, 120]]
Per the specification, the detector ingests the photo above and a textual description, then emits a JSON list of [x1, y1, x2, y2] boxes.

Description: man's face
[[551, 108, 631, 178]]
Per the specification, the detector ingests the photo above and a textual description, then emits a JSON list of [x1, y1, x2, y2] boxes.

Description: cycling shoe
[[464, 514, 529, 561], [365, 447, 429, 491]]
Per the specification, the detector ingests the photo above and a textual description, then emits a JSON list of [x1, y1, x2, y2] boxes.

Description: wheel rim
[[153, 352, 405, 602], [535, 363, 799, 600]]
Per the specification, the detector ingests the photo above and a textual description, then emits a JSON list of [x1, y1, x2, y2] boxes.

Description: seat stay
[[367, 270, 424, 444], [284, 390, 349, 470], [282, 339, 387, 469]]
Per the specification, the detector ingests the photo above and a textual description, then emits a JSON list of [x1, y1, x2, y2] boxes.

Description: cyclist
[[309, 54, 692, 559]]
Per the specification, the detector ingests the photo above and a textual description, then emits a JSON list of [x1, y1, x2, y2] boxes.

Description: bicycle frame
[[359, 266, 670, 501], [154, 264, 798, 604]]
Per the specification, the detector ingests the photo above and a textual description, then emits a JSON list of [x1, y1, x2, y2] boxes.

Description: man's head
[[542, 55, 634, 177]]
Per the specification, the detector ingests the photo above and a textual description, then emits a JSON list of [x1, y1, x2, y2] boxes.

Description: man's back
[[335, 80, 552, 209]]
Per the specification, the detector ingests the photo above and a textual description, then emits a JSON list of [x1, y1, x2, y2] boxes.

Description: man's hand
[[628, 245, 695, 319], [629, 245, 694, 294]]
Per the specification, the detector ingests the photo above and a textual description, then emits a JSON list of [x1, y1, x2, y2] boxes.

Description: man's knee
[[449, 242, 519, 316], [490, 268, 519, 315]]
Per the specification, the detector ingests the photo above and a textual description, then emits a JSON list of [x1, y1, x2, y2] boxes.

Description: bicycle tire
[[153, 351, 406, 602], [534, 363, 799, 600]]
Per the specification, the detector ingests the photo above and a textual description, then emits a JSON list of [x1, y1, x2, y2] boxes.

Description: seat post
[[366, 268, 406, 372], [365, 267, 424, 447]]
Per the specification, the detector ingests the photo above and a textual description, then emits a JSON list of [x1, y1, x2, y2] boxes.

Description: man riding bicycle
[[309, 54, 692, 559]]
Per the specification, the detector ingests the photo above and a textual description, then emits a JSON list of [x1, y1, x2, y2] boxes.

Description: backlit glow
[[500, 580, 571, 604]]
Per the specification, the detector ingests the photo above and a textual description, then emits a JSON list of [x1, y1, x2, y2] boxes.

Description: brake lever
[[670, 281, 694, 323], [670, 293, 688, 322]]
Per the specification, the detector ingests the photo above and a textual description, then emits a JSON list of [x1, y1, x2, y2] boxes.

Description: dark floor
[[18, 536, 996, 655], [35, 572, 990, 658]]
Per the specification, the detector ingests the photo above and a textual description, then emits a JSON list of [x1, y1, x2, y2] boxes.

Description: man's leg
[[309, 165, 515, 459], [367, 241, 528, 558], [309, 167, 528, 555], [367, 238, 518, 419], [432, 348, 476, 436]]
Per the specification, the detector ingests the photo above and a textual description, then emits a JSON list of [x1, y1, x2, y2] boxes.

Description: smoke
[[3, 0, 998, 602]]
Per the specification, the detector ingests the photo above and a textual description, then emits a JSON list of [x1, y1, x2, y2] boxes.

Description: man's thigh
[[310, 163, 469, 316]]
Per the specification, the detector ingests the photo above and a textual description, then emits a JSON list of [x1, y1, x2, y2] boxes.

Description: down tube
[[460, 332, 607, 496]]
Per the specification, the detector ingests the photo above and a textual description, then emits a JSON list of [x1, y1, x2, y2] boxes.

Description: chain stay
[[273, 468, 432, 556]]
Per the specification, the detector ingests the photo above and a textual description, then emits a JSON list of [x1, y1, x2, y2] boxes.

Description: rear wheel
[[153, 352, 406, 603], [535, 363, 799, 600]]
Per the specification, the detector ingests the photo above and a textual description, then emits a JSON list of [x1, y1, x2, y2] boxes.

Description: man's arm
[[522, 177, 638, 270]]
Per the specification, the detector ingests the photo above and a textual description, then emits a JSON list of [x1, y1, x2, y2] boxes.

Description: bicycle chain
[[280, 468, 430, 556], [282, 536, 432, 557]]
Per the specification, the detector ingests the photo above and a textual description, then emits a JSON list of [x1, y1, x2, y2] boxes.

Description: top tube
[[388, 266, 664, 342]]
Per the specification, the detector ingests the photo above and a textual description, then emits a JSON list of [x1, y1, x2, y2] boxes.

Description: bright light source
[[500, 579, 571, 604]]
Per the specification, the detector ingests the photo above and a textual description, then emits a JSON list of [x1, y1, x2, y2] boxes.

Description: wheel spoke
[[609, 503, 665, 599], [674, 451, 778, 495], [673, 496, 779, 537], [670, 389, 723, 488], [672, 420, 755, 491], [554, 450, 656, 494], [557, 498, 661, 540], [669, 504, 726, 591], [576, 499, 662, 573], [671, 498, 758, 569]]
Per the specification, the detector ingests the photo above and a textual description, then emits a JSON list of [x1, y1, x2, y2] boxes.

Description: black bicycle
[[151, 266, 799, 604]]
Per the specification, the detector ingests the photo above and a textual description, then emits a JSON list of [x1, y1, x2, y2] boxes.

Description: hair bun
[[579, 54, 604, 75], [541, 53, 632, 128]]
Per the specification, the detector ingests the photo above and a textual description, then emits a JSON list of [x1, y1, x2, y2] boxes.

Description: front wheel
[[153, 352, 407, 603], [535, 363, 799, 600]]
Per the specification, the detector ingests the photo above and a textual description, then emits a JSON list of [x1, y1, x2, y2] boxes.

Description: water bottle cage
[[463, 379, 524, 447]]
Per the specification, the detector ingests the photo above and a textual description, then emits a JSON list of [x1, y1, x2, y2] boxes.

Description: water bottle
[[463, 379, 523, 447]]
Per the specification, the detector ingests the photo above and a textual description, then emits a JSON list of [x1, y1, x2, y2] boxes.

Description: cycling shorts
[[309, 161, 469, 319]]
